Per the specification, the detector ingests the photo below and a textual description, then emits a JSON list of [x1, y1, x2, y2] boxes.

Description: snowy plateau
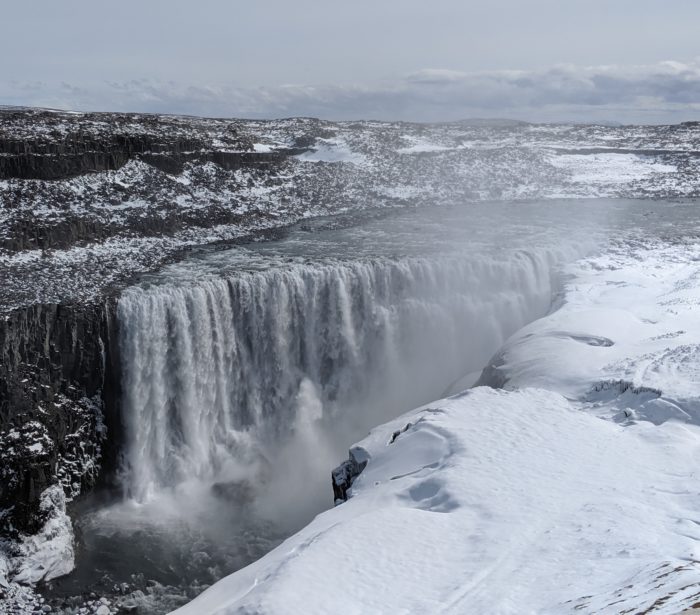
[[2, 108, 700, 614]]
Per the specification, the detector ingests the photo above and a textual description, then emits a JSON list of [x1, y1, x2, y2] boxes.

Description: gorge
[[2, 108, 700, 613]]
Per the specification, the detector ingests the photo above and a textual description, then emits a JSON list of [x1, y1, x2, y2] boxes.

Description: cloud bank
[[3, 60, 700, 124]]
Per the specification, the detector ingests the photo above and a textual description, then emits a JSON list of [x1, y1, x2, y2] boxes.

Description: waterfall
[[117, 249, 565, 503]]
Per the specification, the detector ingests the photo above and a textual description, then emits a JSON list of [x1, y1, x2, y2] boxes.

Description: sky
[[1, 0, 699, 123]]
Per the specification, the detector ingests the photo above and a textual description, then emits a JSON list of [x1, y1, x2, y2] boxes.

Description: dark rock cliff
[[0, 109, 310, 258], [0, 110, 251, 180], [0, 135, 299, 181], [0, 300, 121, 533], [0, 109, 310, 182]]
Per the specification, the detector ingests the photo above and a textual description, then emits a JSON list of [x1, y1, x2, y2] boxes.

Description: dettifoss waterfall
[[54, 203, 605, 613], [117, 251, 558, 504]]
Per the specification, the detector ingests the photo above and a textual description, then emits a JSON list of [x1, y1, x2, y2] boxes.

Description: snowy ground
[[3, 111, 700, 312], [174, 232, 700, 614]]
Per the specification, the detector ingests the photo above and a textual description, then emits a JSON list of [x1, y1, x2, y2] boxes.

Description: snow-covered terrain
[[174, 221, 700, 614], [3, 110, 700, 312], [4, 109, 700, 614]]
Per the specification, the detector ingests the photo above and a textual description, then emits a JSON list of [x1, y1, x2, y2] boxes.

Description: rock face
[[0, 300, 119, 534], [0, 109, 307, 255], [0, 109, 254, 181], [332, 447, 369, 504]]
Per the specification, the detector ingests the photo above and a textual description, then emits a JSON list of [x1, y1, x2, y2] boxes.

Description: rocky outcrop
[[0, 109, 248, 180], [332, 447, 368, 504], [0, 300, 120, 534], [0, 201, 273, 253], [0, 138, 301, 181], [0, 134, 202, 180], [0, 109, 312, 182], [0, 109, 314, 263]]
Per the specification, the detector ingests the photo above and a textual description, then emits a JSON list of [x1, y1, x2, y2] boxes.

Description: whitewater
[[116, 200, 606, 509]]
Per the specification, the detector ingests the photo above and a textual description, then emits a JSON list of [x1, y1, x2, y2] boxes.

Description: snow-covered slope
[[174, 231, 700, 614]]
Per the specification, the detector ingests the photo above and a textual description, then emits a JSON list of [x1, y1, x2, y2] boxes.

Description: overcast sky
[[2, 0, 699, 123]]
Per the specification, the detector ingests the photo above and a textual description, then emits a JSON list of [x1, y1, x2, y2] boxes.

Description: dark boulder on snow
[[332, 447, 369, 504]]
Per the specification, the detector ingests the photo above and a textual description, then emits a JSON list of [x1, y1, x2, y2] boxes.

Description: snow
[[396, 135, 473, 154], [0, 552, 9, 588], [25, 442, 44, 454], [397, 140, 452, 154], [11, 486, 75, 585], [549, 152, 677, 184], [484, 238, 700, 410], [376, 184, 427, 199], [295, 137, 366, 164], [174, 234, 700, 615]]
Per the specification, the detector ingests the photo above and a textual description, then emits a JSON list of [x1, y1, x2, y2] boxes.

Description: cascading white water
[[118, 248, 565, 503], [51, 201, 620, 612]]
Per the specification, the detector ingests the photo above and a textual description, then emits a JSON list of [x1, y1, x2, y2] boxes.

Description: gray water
[[45, 198, 692, 613]]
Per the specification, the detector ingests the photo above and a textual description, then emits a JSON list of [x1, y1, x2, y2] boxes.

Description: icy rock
[[96, 605, 110, 615], [11, 485, 75, 584], [331, 446, 369, 503], [0, 552, 10, 588], [0, 301, 110, 535]]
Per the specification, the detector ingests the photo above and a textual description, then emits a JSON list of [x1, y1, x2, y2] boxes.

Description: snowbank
[[480, 238, 700, 420], [174, 237, 700, 614], [295, 137, 366, 164], [9, 486, 75, 585]]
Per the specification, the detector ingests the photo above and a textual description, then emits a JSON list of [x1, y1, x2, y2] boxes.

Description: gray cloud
[[406, 69, 469, 85], [3, 1, 700, 123], [3, 60, 700, 124]]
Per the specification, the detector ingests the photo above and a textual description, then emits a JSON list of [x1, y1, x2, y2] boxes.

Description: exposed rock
[[332, 447, 369, 504], [0, 301, 118, 534], [0, 109, 251, 181]]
